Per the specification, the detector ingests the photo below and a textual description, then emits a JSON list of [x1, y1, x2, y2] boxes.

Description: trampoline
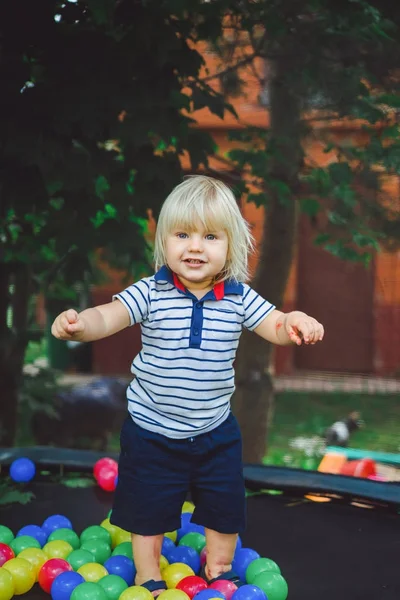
[[0, 447, 399, 600]]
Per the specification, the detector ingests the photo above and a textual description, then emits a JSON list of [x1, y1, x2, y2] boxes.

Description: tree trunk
[[0, 263, 31, 446], [233, 56, 304, 463]]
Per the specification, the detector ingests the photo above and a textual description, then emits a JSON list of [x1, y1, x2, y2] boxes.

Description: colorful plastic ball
[[49, 528, 80, 550], [38, 558, 73, 593], [3, 557, 36, 595], [77, 563, 108, 583], [100, 520, 120, 549], [119, 586, 153, 600], [9, 457, 36, 483], [176, 575, 208, 599], [160, 555, 169, 572], [80, 540, 111, 565], [42, 515, 73, 537], [81, 526, 112, 547], [93, 458, 118, 481], [232, 549, 260, 582], [235, 537, 242, 553], [18, 548, 48, 579], [10, 535, 41, 555], [114, 529, 131, 546], [246, 558, 281, 583], [43, 540, 74, 560], [181, 501, 195, 514], [177, 514, 204, 541], [162, 537, 176, 562], [231, 585, 267, 600], [97, 467, 118, 492], [209, 580, 238, 600], [17, 524, 47, 547], [51, 571, 85, 600], [0, 543, 15, 567], [158, 591, 191, 600], [167, 547, 200, 575], [0, 566, 14, 600], [164, 531, 178, 543], [193, 590, 225, 600], [111, 542, 132, 559], [67, 549, 96, 571], [0, 526, 14, 546], [98, 574, 128, 600], [251, 572, 288, 600], [179, 533, 206, 554], [103, 555, 135, 586], [162, 563, 195, 589], [71, 582, 108, 600]]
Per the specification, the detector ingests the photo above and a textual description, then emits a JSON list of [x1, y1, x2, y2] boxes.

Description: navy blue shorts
[[110, 412, 246, 536]]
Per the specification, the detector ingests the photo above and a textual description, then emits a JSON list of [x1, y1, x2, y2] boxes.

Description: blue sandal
[[200, 566, 242, 586], [140, 580, 167, 596]]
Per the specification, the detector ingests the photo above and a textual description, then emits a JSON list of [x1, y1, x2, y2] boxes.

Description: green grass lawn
[[265, 391, 399, 468]]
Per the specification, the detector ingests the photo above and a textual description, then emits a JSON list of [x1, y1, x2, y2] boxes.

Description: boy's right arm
[[51, 300, 130, 342]]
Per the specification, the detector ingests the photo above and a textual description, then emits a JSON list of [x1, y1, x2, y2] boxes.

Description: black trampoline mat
[[0, 482, 399, 600]]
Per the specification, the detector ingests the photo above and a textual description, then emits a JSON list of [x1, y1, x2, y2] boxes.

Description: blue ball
[[9, 458, 36, 483], [168, 545, 201, 574], [162, 536, 176, 562], [42, 515, 73, 537], [231, 585, 267, 600], [194, 590, 225, 600], [104, 555, 136, 586], [236, 536, 242, 552], [17, 525, 47, 547], [51, 571, 85, 600], [177, 513, 205, 541], [233, 548, 260, 582]]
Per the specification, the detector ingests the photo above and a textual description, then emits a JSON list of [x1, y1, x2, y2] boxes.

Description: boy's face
[[165, 221, 228, 291]]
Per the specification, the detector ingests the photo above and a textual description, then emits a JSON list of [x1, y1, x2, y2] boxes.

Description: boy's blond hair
[[154, 175, 254, 282]]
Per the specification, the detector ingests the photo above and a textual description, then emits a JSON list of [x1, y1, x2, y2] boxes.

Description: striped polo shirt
[[114, 265, 275, 439]]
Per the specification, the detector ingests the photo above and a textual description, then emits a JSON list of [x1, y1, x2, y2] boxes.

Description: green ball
[[111, 542, 132, 559], [71, 582, 108, 600], [0, 526, 14, 545], [252, 572, 288, 600], [68, 549, 96, 571], [80, 526, 112, 547], [98, 574, 128, 600], [246, 557, 281, 583], [10, 535, 41, 555], [80, 539, 111, 565], [49, 528, 80, 550], [179, 532, 206, 554]]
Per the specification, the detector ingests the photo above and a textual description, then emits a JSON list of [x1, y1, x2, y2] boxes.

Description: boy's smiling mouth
[[184, 259, 205, 264]]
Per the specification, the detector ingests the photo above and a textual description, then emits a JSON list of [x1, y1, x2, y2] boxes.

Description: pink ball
[[200, 547, 207, 567], [97, 466, 118, 491], [209, 580, 238, 600], [93, 458, 118, 481]]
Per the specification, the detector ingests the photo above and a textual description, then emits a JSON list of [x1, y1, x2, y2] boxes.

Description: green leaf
[[95, 176, 110, 200], [300, 198, 320, 217], [50, 197, 64, 211]]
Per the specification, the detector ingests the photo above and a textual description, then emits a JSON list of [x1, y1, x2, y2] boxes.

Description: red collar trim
[[172, 273, 225, 301]]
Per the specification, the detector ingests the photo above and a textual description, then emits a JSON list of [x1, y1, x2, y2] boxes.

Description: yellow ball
[[100, 519, 121, 549], [114, 528, 131, 546], [119, 585, 154, 600], [3, 557, 35, 595], [158, 591, 190, 600], [162, 563, 194, 589], [181, 502, 195, 514], [18, 548, 47, 580], [159, 555, 169, 571], [77, 562, 109, 583], [43, 540, 73, 560], [164, 531, 177, 543], [0, 568, 15, 600]]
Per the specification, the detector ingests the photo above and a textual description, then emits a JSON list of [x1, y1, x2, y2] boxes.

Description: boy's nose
[[188, 235, 203, 250]]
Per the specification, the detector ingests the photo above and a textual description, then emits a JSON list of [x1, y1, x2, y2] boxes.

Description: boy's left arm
[[254, 309, 324, 346]]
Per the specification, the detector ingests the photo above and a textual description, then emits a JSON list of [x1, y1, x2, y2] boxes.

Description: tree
[[0, 0, 233, 445], [208, 1, 400, 461]]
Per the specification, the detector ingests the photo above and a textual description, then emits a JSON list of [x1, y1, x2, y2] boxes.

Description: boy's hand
[[51, 309, 86, 340], [284, 311, 324, 346]]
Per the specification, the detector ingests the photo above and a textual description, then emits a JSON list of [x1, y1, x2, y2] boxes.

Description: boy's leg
[[132, 533, 164, 593], [204, 528, 238, 580]]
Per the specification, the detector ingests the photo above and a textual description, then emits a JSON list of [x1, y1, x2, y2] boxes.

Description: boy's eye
[[205, 234, 216, 240], [176, 232, 188, 239]]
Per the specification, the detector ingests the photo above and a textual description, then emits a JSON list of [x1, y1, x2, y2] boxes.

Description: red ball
[[93, 457, 118, 481], [38, 558, 73, 593], [97, 466, 118, 491], [177, 575, 208, 599], [209, 580, 238, 600], [0, 543, 15, 567]]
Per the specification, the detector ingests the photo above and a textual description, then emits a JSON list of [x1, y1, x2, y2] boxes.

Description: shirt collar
[[154, 265, 243, 299]]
